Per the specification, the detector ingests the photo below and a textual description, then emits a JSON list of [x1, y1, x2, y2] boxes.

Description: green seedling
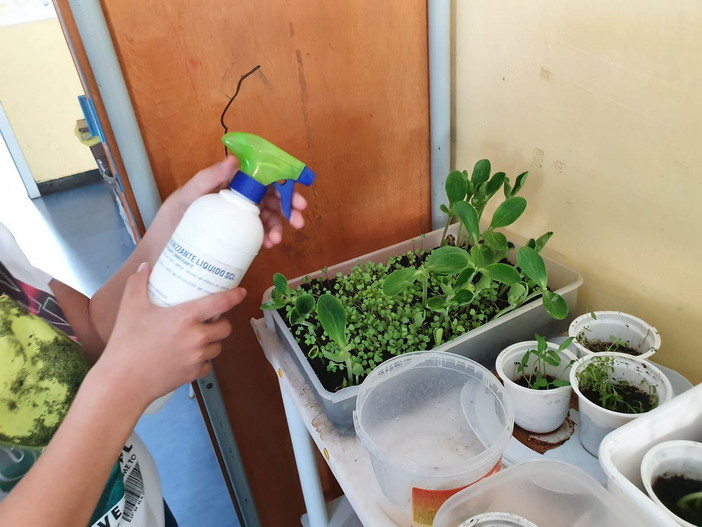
[[576, 355, 657, 413], [678, 491, 702, 511], [515, 334, 573, 390], [311, 294, 363, 387]]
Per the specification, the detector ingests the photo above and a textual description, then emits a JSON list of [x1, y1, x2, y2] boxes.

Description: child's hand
[[93, 263, 246, 407]]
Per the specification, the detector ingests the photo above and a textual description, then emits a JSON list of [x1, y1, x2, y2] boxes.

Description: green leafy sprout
[[515, 335, 573, 390], [575, 355, 658, 413], [678, 491, 702, 511]]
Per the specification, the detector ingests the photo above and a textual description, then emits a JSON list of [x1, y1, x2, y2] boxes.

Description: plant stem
[[441, 218, 451, 245]]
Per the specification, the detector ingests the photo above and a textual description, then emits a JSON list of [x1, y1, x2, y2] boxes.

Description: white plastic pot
[[568, 311, 660, 359], [570, 352, 673, 457], [495, 341, 577, 434], [641, 440, 702, 527]]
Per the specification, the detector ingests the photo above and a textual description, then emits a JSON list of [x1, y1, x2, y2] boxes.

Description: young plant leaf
[[507, 282, 528, 307], [483, 230, 508, 254], [453, 289, 475, 305], [454, 268, 476, 289], [475, 273, 494, 293], [288, 308, 302, 325], [273, 273, 290, 294], [260, 298, 286, 310], [485, 171, 507, 199], [426, 297, 448, 312], [317, 294, 348, 347], [426, 246, 471, 274], [471, 244, 496, 268], [503, 179, 513, 199], [434, 327, 444, 346], [482, 263, 520, 285], [294, 294, 315, 316], [382, 268, 418, 296], [516, 246, 548, 289], [544, 349, 561, 366], [471, 159, 491, 186], [490, 196, 527, 229], [445, 170, 468, 206], [533, 231, 554, 252], [511, 171, 528, 197], [542, 290, 568, 320], [453, 201, 480, 246], [558, 337, 574, 351]]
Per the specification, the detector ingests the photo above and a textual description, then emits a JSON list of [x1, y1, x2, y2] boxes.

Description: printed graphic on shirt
[[0, 295, 88, 448], [0, 261, 75, 337], [0, 266, 147, 525]]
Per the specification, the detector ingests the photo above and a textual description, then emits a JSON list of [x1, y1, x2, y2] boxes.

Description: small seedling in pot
[[678, 490, 702, 511], [515, 334, 573, 390], [576, 355, 658, 414], [651, 476, 702, 526]]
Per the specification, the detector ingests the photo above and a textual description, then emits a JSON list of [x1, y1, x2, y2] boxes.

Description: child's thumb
[[128, 262, 152, 291]]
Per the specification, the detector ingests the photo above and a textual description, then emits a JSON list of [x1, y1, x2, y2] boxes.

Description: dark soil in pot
[[581, 382, 656, 413], [652, 474, 702, 526], [579, 338, 640, 355]]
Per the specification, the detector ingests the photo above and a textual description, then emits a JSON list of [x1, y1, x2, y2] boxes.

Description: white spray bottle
[[147, 132, 315, 307]]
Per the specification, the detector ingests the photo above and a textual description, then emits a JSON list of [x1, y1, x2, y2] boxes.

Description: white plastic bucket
[[353, 351, 514, 526]]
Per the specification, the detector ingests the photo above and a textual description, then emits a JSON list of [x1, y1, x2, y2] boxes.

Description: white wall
[[454, 1, 702, 383]]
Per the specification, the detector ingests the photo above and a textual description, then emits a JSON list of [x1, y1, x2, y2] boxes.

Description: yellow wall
[[454, 1, 702, 383], [0, 18, 94, 182]]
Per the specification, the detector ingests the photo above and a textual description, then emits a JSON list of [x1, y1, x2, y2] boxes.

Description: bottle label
[[148, 234, 244, 307]]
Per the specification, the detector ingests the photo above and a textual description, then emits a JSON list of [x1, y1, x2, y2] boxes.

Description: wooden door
[[68, 1, 430, 524]]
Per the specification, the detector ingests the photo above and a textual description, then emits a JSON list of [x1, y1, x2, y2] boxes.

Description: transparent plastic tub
[[353, 351, 514, 527], [433, 459, 652, 527], [599, 383, 702, 526], [261, 224, 583, 431]]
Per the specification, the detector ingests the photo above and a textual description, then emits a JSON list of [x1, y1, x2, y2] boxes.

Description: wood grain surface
[[94, 1, 430, 523]]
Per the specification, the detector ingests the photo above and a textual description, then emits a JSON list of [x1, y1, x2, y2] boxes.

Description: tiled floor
[[0, 139, 240, 526]]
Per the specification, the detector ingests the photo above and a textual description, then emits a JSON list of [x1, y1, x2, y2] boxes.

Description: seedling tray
[[262, 224, 583, 431]]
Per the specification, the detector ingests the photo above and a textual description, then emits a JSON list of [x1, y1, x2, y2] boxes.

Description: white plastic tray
[[600, 382, 702, 526]]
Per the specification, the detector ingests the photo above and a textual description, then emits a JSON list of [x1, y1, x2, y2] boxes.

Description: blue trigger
[[274, 180, 295, 220]]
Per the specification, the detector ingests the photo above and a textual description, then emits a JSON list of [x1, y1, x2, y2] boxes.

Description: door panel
[[91, 1, 429, 523]]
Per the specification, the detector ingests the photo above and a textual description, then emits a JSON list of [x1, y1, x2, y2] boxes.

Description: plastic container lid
[[433, 459, 649, 527]]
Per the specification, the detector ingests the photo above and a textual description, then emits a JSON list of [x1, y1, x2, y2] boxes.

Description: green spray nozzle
[[222, 132, 315, 219]]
